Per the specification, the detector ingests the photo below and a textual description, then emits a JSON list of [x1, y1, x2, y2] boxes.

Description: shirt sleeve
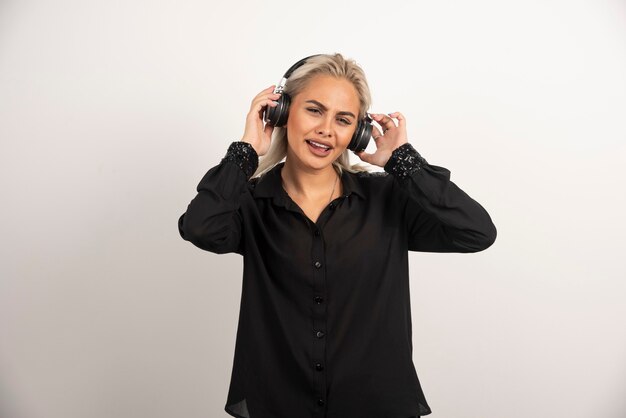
[[383, 142, 497, 253], [177, 141, 258, 255]]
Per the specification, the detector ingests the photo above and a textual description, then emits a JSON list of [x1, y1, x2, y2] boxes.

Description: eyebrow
[[305, 100, 356, 119]]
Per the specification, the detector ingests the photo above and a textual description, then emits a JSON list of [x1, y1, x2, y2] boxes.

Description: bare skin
[[240, 75, 410, 223]]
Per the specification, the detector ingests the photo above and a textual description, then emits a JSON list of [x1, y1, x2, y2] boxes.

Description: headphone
[[263, 54, 373, 153]]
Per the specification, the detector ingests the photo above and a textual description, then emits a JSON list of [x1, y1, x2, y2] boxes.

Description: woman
[[178, 53, 497, 418]]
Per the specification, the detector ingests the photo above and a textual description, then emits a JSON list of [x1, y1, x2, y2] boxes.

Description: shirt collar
[[252, 161, 366, 204]]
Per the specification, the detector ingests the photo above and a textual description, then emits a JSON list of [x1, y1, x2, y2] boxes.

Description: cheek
[[287, 114, 308, 134], [340, 127, 356, 145]]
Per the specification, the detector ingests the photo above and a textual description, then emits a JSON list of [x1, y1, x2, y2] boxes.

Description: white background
[[1, 0, 625, 417]]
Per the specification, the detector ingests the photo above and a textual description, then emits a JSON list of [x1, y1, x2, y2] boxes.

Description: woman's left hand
[[355, 112, 409, 167]]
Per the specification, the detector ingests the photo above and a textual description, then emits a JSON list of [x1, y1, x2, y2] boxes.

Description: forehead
[[296, 75, 360, 111]]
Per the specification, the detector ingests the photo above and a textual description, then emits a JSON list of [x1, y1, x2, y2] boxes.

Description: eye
[[306, 107, 352, 125]]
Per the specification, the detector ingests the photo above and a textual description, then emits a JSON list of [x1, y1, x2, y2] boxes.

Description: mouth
[[305, 139, 333, 156], [305, 139, 333, 150]]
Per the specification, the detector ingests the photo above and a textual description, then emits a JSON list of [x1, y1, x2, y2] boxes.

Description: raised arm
[[178, 83, 280, 253], [178, 141, 258, 255], [383, 142, 497, 253]]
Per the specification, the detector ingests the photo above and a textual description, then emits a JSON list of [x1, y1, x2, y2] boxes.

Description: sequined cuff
[[383, 142, 427, 180], [221, 141, 259, 179]]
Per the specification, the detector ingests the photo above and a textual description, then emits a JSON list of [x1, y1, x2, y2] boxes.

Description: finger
[[371, 125, 384, 139], [254, 92, 280, 107], [371, 113, 397, 131], [381, 114, 398, 129], [355, 150, 372, 163], [388, 112, 406, 129], [254, 97, 279, 112], [253, 99, 279, 119], [372, 112, 396, 124]]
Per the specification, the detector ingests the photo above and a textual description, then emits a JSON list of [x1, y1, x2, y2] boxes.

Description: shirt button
[[314, 296, 324, 304], [316, 330, 325, 338], [329, 203, 335, 210], [317, 398, 325, 406], [315, 362, 324, 371], [314, 229, 320, 236], [314, 261, 322, 269]]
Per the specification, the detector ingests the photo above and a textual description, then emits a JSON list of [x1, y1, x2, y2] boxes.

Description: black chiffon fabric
[[178, 141, 497, 418]]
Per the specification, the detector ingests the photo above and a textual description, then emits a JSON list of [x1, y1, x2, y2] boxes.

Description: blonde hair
[[251, 53, 374, 179]]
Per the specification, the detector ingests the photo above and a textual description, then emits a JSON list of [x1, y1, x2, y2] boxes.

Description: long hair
[[251, 53, 374, 179]]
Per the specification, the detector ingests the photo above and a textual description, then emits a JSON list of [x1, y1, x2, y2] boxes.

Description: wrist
[[240, 138, 262, 156], [383, 142, 427, 180], [222, 141, 259, 179]]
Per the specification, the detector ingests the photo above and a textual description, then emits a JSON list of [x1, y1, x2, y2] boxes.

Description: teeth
[[308, 140, 330, 149]]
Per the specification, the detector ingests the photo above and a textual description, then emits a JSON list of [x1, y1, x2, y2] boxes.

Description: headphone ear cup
[[264, 93, 291, 127], [348, 118, 373, 153]]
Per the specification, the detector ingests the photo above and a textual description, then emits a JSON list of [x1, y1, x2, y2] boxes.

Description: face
[[285, 75, 361, 170]]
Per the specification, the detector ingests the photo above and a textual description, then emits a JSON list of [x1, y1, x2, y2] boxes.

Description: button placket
[[311, 224, 327, 413]]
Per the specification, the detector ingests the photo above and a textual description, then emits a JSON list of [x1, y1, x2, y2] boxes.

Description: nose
[[316, 115, 333, 137]]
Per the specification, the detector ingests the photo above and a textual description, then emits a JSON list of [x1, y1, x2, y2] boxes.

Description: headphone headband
[[283, 54, 322, 78], [275, 54, 321, 95]]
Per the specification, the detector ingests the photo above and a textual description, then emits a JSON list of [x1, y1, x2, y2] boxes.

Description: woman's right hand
[[240, 85, 281, 156]]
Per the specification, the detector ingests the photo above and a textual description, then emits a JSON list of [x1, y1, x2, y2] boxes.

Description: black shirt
[[178, 141, 497, 418]]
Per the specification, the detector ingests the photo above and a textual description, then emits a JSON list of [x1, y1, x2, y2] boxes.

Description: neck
[[281, 158, 341, 201]]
